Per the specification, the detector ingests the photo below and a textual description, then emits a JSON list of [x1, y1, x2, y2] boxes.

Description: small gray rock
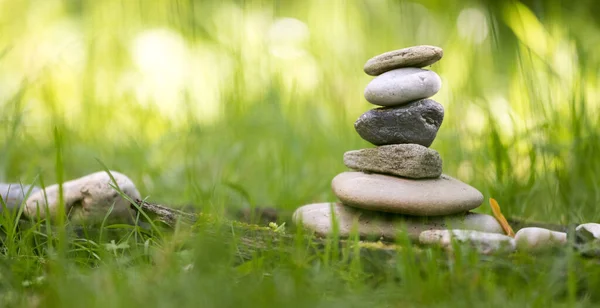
[[0, 184, 40, 210], [24, 171, 141, 224], [514, 227, 567, 251], [293, 202, 504, 241], [364, 68, 441, 106], [575, 223, 600, 257], [354, 99, 444, 147], [419, 230, 516, 254], [576, 223, 600, 241], [343, 144, 442, 179], [331, 172, 483, 216], [364, 45, 444, 76]]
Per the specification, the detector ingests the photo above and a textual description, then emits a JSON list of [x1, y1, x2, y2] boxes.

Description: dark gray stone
[[343, 144, 442, 179], [354, 99, 444, 147], [0, 184, 40, 211]]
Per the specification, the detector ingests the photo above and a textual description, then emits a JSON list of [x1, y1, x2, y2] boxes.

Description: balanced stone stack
[[293, 45, 505, 241]]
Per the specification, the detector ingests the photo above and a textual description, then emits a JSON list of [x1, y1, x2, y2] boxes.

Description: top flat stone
[[364, 45, 443, 76], [331, 172, 484, 216]]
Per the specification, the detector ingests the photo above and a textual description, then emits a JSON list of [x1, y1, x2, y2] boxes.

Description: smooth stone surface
[[331, 172, 483, 216], [0, 184, 40, 210], [24, 171, 141, 224], [364, 45, 444, 76], [293, 202, 504, 241], [364, 68, 442, 106], [419, 230, 516, 254], [344, 144, 442, 179], [354, 99, 444, 147], [514, 227, 567, 251]]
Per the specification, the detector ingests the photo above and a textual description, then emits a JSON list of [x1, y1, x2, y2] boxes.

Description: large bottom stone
[[332, 172, 484, 216], [293, 202, 504, 241]]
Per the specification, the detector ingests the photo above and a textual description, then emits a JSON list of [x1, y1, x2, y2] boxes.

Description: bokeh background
[[1, 0, 600, 223]]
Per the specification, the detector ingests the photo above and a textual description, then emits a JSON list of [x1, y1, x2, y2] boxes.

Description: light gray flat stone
[[419, 229, 516, 254], [364, 68, 442, 106], [0, 184, 40, 210], [354, 99, 444, 147], [24, 171, 141, 224], [514, 227, 567, 251], [344, 144, 442, 179], [364, 45, 443, 76], [331, 172, 483, 216], [293, 202, 504, 241]]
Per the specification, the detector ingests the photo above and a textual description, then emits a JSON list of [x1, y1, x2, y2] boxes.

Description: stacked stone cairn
[[292, 46, 600, 254], [293, 45, 511, 249]]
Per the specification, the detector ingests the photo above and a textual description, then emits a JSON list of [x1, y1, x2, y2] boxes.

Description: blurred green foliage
[[2, 1, 600, 307], [1, 0, 600, 222]]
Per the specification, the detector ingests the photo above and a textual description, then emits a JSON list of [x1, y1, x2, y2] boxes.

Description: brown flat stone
[[343, 144, 442, 179], [364, 45, 443, 76]]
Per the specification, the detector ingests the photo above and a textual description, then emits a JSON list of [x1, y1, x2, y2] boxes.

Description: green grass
[[1, 0, 600, 306]]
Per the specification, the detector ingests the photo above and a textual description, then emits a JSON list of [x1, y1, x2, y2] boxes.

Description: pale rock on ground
[[343, 144, 442, 179], [0, 184, 40, 210], [419, 229, 516, 254], [364, 68, 442, 106], [575, 223, 600, 257], [363, 45, 444, 76], [331, 172, 483, 216], [354, 99, 444, 147], [24, 171, 141, 225], [293, 202, 504, 241], [514, 227, 567, 251]]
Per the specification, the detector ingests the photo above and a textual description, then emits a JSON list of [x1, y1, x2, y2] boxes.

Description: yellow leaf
[[489, 198, 515, 237]]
